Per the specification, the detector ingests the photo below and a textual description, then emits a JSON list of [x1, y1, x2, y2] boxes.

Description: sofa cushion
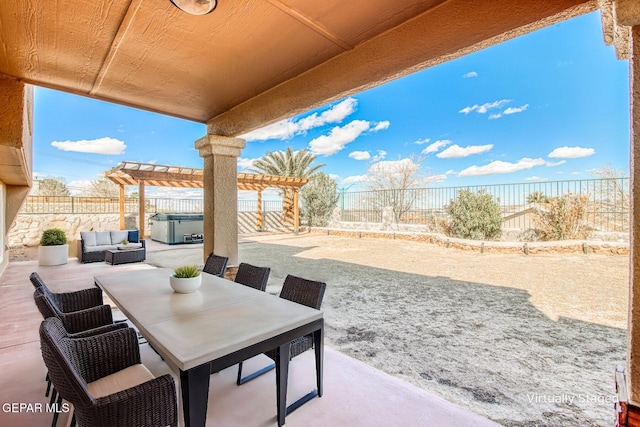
[[81, 231, 97, 247], [111, 231, 129, 245], [85, 244, 119, 253], [95, 231, 111, 246], [127, 230, 140, 243]]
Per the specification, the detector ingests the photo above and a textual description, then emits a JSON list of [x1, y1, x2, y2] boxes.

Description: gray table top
[[95, 268, 323, 371]]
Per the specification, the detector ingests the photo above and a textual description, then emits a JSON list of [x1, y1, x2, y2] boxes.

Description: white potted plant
[[169, 265, 202, 293], [38, 228, 68, 266]]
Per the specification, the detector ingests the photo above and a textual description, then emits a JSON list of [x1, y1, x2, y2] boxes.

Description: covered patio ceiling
[[0, 0, 595, 137]]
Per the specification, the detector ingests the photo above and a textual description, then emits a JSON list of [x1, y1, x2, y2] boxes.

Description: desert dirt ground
[[11, 233, 628, 426]]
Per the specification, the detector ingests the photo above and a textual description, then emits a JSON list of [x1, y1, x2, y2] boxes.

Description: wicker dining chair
[[234, 262, 271, 291], [202, 253, 229, 277], [236, 274, 326, 390], [31, 272, 120, 427], [40, 317, 177, 427], [30, 272, 104, 312], [228, 263, 271, 380], [33, 287, 115, 334]]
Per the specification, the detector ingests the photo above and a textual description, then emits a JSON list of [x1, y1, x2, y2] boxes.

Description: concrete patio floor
[[0, 242, 499, 427]]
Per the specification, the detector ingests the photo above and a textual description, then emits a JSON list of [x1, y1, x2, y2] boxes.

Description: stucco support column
[[257, 190, 263, 231], [630, 24, 640, 404], [119, 184, 125, 230], [139, 181, 145, 237], [0, 75, 32, 273], [293, 188, 300, 234], [196, 135, 245, 266]]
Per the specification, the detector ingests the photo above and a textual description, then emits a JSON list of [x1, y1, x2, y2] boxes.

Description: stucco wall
[[0, 183, 6, 272]]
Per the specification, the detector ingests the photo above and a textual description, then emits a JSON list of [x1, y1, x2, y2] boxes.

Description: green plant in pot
[[170, 265, 202, 293], [38, 228, 69, 266]]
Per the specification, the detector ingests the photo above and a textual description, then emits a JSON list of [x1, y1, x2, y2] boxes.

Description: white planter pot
[[38, 244, 69, 266], [169, 274, 202, 294]]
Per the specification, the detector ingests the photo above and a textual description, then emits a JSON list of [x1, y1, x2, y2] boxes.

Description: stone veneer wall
[[8, 211, 285, 248], [7, 213, 151, 247], [312, 227, 629, 256]]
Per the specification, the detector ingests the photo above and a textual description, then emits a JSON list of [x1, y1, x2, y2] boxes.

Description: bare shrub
[[532, 193, 592, 240]]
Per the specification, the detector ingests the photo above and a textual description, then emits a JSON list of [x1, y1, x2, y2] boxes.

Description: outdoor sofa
[[77, 230, 144, 263]]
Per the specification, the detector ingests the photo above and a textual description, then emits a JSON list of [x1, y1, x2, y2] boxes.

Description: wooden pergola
[[104, 161, 309, 237]]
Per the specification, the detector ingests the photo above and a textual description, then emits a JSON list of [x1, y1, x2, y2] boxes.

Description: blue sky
[[33, 11, 629, 198]]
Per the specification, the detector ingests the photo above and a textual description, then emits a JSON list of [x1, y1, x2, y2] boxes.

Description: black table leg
[[276, 341, 291, 426], [314, 324, 324, 397], [180, 363, 211, 427]]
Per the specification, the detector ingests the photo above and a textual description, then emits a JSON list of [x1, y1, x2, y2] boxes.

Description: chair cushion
[[127, 230, 140, 243], [95, 231, 112, 246], [117, 242, 143, 250], [87, 364, 154, 398], [81, 231, 97, 247], [110, 231, 129, 245]]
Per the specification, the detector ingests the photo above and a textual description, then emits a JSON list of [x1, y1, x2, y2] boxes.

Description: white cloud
[[341, 174, 369, 185], [545, 160, 566, 167], [463, 71, 478, 78], [241, 97, 358, 141], [309, 119, 388, 156], [309, 120, 371, 156], [427, 174, 448, 183], [414, 138, 431, 145], [503, 104, 529, 115], [373, 121, 390, 131], [524, 176, 548, 182], [445, 169, 456, 175], [422, 139, 452, 154], [459, 99, 510, 115], [571, 171, 582, 176], [51, 137, 126, 155], [436, 144, 493, 159], [548, 146, 595, 159], [489, 113, 502, 120], [371, 150, 387, 162], [328, 174, 340, 181], [349, 151, 370, 160], [237, 157, 257, 170], [458, 157, 546, 177]]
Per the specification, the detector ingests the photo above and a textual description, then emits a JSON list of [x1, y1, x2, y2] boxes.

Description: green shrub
[[173, 265, 201, 278], [532, 193, 591, 240], [301, 172, 339, 227], [40, 228, 67, 246], [526, 191, 550, 204], [445, 189, 503, 240]]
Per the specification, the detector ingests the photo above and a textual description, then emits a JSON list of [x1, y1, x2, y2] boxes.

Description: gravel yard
[[227, 233, 627, 427]]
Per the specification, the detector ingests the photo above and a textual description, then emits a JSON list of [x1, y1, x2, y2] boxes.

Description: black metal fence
[[20, 178, 629, 232], [21, 196, 283, 215], [339, 178, 629, 232]]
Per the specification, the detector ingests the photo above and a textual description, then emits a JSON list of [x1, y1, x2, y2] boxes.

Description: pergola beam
[[104, 161, 309, 234]]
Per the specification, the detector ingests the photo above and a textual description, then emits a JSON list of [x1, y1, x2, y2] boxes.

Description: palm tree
[[251, 147, 324, 224]]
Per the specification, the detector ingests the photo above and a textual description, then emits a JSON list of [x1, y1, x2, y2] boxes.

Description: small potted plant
[[38, 228, 68, 266], [169, 264, 202, 293]]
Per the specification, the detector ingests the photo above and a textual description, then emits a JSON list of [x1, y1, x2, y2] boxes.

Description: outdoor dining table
[[94, 268, 324, 427]]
